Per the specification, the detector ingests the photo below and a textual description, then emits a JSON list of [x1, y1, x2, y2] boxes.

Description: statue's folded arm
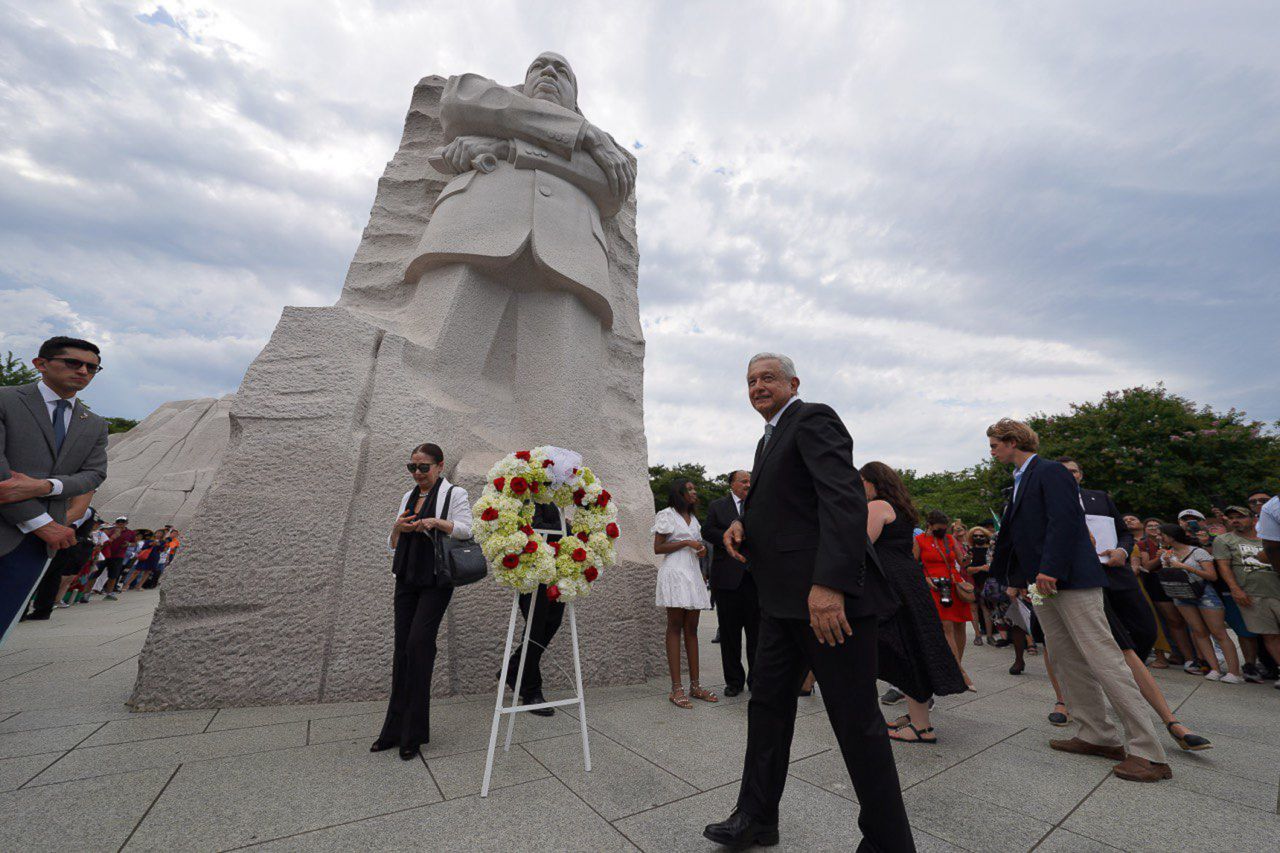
[[440, 73, 585, 161]]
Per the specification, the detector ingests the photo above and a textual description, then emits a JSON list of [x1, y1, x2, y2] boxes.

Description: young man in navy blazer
[[987, 419, 1169, 783]]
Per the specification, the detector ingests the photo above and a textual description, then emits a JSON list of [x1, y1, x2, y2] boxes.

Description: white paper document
[[1085, 514, 1118, 563]]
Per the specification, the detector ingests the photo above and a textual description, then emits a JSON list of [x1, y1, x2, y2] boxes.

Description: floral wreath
[[471, 446, 620, 601]]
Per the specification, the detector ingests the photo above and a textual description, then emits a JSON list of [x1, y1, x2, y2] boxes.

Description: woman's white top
[[653, 507, 711, 610], [387, 476, 472, 553]]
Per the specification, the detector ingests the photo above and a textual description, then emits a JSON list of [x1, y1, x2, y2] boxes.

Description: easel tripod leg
[[569, 602, 591, 772], [481, 591, 521, 798], [505, 588, 538, 751]]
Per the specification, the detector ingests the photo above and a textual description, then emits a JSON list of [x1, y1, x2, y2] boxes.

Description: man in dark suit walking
[[1, 337, 110, 645], [987, 418, 1168, 783], [704, 354, 913, 852], [703, 470, 757, 697]]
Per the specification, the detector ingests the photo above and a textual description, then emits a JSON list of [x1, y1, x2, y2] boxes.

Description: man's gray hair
[[748, 352, 797, 380]]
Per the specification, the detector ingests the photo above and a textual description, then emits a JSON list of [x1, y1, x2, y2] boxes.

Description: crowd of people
[[19, 514, 180, 622], [7, 337, 1280, 851]]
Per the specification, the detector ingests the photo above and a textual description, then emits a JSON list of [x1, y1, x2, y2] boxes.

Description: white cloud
[[1, 1, 1276, 476]]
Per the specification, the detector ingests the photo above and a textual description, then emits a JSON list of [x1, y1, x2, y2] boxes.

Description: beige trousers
[[1034, 588, 1166, 763]]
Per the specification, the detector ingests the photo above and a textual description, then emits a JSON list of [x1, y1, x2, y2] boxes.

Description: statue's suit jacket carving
[[405, 74, 622, 329]]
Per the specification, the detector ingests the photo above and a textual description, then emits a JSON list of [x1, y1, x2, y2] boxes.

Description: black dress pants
[[737, 607, 915, 853], [379, 580, 453, 748], [714, 573, 759, 690], [507, 585, 564, 695]]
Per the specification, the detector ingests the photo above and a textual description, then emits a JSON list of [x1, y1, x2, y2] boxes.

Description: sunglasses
[[406, 463, 437, 473], [1248, 498, 1268, 504], [47, 356, 103, 374]]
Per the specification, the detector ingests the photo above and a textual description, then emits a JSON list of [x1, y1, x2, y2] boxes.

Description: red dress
[[915, 533, 972, 623]]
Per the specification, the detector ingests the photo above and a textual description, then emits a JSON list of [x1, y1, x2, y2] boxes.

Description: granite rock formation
[[130, 66, 661, 710], [93, 396, 232, 529]]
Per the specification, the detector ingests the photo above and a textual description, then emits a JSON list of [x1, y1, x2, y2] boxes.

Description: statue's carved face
[[524, 52, 577, 111]]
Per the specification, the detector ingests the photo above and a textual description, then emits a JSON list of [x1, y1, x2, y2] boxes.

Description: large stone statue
[[130, 55, 660, 710]]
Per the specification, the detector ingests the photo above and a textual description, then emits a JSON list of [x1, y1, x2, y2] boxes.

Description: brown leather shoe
[[1112, 755, 1173, 782], [1049, 737, 1126, 760]]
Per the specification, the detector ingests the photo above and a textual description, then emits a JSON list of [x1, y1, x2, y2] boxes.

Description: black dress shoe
[[724, 685, 743, 697], [369, 739, 396, 753], [523, 689, 555, 717], [399, 745, 420, 760], [1009, 662, 1025, 675], [703, 810, 779, 849]]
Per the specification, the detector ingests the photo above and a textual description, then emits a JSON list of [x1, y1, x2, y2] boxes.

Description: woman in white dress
[[654, 479, 718, 708]]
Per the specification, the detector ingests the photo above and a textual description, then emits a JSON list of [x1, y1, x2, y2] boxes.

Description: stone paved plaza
[[2, 590, 1278, 852]]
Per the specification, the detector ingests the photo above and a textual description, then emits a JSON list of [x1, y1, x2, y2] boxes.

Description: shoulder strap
[[438, 485, 454, 521]]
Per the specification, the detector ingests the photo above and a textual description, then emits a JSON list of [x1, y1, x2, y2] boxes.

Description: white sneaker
[[1205, 670, 1222, 681], [1220, 673, 1245, 684], [1182, 661, 1198, 673]]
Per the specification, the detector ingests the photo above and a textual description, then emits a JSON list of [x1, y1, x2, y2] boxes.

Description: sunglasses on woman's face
[[406, 463, 436, 473]]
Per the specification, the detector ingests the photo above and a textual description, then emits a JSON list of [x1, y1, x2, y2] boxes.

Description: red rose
[[480, 507, 500, 522], [546, 585, 561, 601], [572, 488, 586, 506], [515, 450, 531, 461], [520, 525, 534, 535], [510, 477, 529, 494], [572, 548, 587, 563], [598, 490, 611, 508], [606, 522, 620, 538], [584, 566, 598, 582], [493, 477, 505, 491], [531, 483, 540, 494], [501, 554, 520, 569], [542, 459, 554, 468], [523, 540, 538, 554], [577, 531, 590, 542], [552, 542, 561, 555]]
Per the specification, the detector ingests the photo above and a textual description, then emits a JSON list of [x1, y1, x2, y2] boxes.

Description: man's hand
[[582, 124, 635, 200], [1230, 587, 1253, 607], [0, 472, 53, 505], [440, 136, 510, 173], [723, 520, 746, 563], [1034, 573, 1058, 596], [33, 520, 76, 551], [1102, 549, 1126, 567], [808, 585, 852, 646]]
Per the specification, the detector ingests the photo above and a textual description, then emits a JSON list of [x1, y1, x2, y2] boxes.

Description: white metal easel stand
[[480, 588, 591, 797]]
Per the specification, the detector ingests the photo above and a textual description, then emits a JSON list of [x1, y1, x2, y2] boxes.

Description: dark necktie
[[53, 399, 70, 452], [761, 423, 774, 452]]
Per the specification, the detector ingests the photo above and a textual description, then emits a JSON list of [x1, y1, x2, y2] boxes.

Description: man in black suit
[[703, 470, 757, 697], [704, 354, 912, 852], [987, 419, 1168, 783]]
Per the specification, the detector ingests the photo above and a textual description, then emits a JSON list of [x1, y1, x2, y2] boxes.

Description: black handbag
[[1156, 567, 1204, 601], [432, 486, 487, 587]]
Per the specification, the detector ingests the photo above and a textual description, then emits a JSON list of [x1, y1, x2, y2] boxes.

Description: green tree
[[648, 463, 732, 522], [105, 417, 138, 435], [901, 461, 1008, 529], [1, 351, 38, 386], [1026, 385, 1280, 518]]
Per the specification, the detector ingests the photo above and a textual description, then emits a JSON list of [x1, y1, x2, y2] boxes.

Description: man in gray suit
[[1, 336, 109, 644]]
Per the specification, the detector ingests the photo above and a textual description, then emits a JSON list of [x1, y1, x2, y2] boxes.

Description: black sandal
[[887, 714, 911, 730], [1048, 702, 1070, 727], [888, 723, 936, 744], [370, 739, 396, 753], [1166, 720, 1212, 751]]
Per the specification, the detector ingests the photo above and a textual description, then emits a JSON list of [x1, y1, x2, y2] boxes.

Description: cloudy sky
[[2, 1, 1277, 475]]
